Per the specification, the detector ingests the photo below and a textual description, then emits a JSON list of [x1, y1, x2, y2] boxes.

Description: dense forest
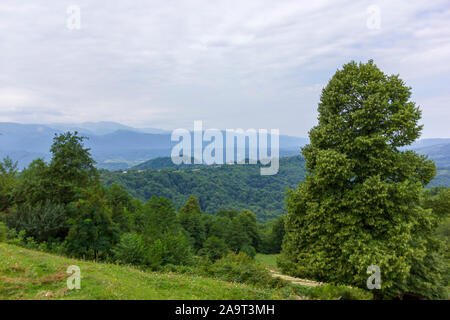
[[100, 156, 307, 222], [100, 155, 449, 222]]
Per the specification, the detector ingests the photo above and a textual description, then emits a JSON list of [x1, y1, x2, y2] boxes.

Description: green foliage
[[291, 283, 372, 300], [199, 236, 229, 261], [113, 232, 146, 265], [259, 215, 286, 254], [200, 252, 286, 289], [145, 231, 193, 269], [280, 60, 444, 299], [179, 195, 206, 250], [141, 196, 180, 240], [100, 156, 307, 221], [48, 132, 99, 205], [12, 158, 53, 206], [105, 183, 133, 232], [3, 201, 68, 242], [0, 222, 7, 242], [237, 209, 260, 249], [12, 132, 100, 207], [0, 157, 18, 212], [66, 186, 119, 260]]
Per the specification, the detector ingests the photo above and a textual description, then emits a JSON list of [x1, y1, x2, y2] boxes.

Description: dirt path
[[269, 270, 322, 287]]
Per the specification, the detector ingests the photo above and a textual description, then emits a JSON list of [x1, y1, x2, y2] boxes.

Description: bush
[[113, 233, 146, 265]]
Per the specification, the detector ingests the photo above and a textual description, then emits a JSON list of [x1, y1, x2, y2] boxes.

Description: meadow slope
[[0, 244, 288, 300]]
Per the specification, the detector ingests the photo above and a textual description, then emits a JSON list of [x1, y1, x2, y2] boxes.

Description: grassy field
[[0, 244, 291, 300], [255, 254, 279, 271]]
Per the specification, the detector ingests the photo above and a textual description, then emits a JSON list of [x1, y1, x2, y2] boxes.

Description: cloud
[[0, 0, 449, 137]]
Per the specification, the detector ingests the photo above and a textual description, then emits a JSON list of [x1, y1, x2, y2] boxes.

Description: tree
[[179, 195, 206, 250], [226, 217, 252, 255], [279, 60, 442, 298], [113, 232, 146, 265], [0, 157, 18, 212], [142, 196, 180, 241], [66, 186, 119, 260], [48, 131, 99, 205], [12, 159, 52, 206], [237, 209, 260, 250], [105, 183, 133, 231], [199, 236, 229, 261]]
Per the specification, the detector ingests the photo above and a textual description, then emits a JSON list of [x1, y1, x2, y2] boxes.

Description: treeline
[[0, 132, 284, 268], [100, 156, 307, 222]]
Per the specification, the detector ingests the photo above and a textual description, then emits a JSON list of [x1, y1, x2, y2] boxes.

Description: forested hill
[[101, 154, 450, 221], [100, 156, 307, 221]]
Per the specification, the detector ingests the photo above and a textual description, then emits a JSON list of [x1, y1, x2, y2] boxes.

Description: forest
[[100, 156, 307, 222]]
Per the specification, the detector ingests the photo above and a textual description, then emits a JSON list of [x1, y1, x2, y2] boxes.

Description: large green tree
[[179, 195, 206, 250], [66, 186, 119, 260], [48, 131, 99, 205], [279, 61, 444, 298]]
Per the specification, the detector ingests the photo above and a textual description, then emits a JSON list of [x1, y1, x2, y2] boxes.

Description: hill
[[101, 154, 450, 221], [0, 243, 287, 300], [413, 143, 450, 167], [101, 155, 307, 221]]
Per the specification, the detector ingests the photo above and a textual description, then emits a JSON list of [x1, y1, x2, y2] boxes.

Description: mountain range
[[0, 121, 449, 171]]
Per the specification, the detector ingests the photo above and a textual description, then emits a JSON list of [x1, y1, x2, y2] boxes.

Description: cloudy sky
[[0, 0, 449, 137]]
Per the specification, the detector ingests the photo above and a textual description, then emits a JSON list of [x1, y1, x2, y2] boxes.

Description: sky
[[0, 0, 449, 138]]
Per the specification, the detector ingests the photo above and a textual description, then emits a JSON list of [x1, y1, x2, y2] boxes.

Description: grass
[[255, 253, 279, 271], [0, 243, 292, 300]]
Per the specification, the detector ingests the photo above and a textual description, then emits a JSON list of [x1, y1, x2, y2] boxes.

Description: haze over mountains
[[0, 121, 449, 170]]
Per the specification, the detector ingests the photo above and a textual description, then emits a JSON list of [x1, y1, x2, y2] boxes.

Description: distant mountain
[[412, 143, 450, 167], [1, 122, 449, 171], [49, 121, 168, 135], [0, 122, 309, 170], [132, 157, 202, 170], [408, 139, 450, 149]]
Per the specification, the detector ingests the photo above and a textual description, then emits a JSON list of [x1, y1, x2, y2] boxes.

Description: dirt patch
[[11, 265, 25, 272], [269, 270, 322, 287], [38, 272, 67, 284]]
